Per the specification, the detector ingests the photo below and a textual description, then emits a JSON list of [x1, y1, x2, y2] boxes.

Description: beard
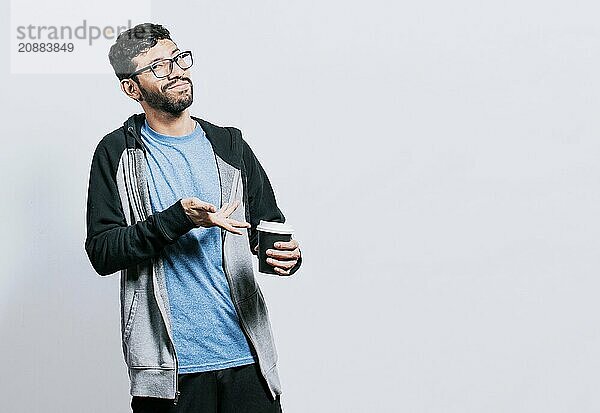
[[138, 78, 193, 115]]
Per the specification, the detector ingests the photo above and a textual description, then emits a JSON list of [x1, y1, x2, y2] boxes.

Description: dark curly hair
[[108, 23, 172, 81]]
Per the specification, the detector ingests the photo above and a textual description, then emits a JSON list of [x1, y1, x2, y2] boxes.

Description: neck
[[143, 107, 195, 136]]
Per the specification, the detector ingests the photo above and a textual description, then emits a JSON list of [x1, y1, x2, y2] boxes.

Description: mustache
[[164, 78, 192, 91]]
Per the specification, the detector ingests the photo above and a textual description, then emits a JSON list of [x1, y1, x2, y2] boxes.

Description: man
[[85, 23, 302, 413]]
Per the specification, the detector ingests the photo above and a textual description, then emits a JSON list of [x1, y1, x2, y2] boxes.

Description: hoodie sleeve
[[239, 131, 302, 275], [84, 140, 196, 276]]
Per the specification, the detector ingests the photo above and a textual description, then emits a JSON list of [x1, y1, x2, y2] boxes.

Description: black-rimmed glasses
[[127, 50, 193, 79]]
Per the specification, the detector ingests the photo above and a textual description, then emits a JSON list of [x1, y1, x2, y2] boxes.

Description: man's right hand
[[181, 197, 251, 235]]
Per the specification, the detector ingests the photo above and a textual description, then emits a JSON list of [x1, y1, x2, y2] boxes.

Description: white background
[[1, 1, 600, 412]]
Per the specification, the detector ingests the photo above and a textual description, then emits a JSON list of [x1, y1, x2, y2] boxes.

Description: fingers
[[207, 200, 248, 235], [272, 239, 299, 250], [219, 200, 241, 217], [189, 198, 217, 212], [228, 218, 251, 228], [266, 248, 300, 260], [266, 257, 297, 270], [273, 267, 291, 276], [223, 225, 243, 235], [220, 218, 250, 235]]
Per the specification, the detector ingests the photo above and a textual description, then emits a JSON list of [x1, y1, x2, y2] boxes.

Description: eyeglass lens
[[152, 52, 193, 78]]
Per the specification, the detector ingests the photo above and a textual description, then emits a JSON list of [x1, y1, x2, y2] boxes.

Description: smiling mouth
[[167, 82, 190, 90]]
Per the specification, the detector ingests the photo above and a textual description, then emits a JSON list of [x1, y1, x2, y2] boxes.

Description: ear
[[120, 78, 141, 102]]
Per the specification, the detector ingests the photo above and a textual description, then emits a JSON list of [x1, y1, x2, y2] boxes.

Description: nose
[[169, 61, 187, 79]]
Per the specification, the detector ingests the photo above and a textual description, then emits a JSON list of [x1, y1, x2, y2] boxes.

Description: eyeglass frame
[[126, 50, 193, 80]]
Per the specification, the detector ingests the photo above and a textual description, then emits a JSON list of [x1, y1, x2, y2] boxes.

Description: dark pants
[[131, 363, 283, 413]]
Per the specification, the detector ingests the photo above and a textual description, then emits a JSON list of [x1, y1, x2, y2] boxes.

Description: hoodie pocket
[[124, 290, 174, 369], [123, 291, 140, 344]]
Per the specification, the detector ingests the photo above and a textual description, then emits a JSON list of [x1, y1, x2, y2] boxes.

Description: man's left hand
[[254, 239, 301, 275]]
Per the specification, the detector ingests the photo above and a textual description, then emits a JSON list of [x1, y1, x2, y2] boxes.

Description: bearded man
[[84, 22, 302, 413]]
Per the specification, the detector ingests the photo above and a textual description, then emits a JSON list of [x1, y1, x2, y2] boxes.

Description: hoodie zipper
[[221, 230, 262, 378], [221, 232, 276, 401], [126, 123, 181, 405], [218, 171, 275, 401]]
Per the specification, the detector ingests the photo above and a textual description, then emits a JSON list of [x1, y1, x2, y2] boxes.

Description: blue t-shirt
[[140, 119, 255, 373]]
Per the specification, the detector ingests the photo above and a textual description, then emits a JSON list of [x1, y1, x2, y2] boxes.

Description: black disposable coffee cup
[[257, 220, 294, 275]]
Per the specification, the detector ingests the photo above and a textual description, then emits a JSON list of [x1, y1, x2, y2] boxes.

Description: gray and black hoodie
[[84, 113, 301, 403]]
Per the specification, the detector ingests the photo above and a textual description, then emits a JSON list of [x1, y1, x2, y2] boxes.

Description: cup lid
[[256, 220, 294, 235]]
